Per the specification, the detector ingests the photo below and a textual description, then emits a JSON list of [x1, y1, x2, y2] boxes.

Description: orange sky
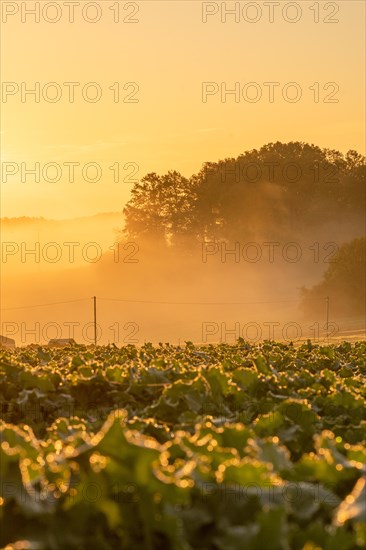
[[1, 0, 365, 218]]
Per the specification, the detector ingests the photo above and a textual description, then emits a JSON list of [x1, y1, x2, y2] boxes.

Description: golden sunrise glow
[[1, 1, 365, 218]]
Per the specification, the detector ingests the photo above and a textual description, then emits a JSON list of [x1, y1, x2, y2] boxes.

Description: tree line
[[122, 141, 365, 247]]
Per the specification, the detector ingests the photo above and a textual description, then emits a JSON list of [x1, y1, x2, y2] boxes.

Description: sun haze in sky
[[1, 0, 365, 218]]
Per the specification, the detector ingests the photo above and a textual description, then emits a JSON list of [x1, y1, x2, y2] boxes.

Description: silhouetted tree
[[122, 142, 365, 247], [301, 237, 366, 318]]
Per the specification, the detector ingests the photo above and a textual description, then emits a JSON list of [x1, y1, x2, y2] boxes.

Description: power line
[[0, 296, 302, 312], [0, 298, 89, 312], [99, 297, 300, 306]]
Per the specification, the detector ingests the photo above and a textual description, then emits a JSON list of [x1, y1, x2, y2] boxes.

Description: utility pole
[[325, 296, 330, 341], [93, 296, 97, 346]]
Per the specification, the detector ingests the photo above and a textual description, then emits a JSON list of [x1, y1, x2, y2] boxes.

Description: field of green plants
[[0, 340, 365, 550]]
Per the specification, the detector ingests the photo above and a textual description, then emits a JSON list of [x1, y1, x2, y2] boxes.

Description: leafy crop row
[[0, 340, 365, 549]]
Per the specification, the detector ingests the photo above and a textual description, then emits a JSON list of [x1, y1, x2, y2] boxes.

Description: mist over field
[[2, 142, 365, 346]]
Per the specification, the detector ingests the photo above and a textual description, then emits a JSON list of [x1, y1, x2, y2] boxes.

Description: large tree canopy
[[123, 142, 365, 246]]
